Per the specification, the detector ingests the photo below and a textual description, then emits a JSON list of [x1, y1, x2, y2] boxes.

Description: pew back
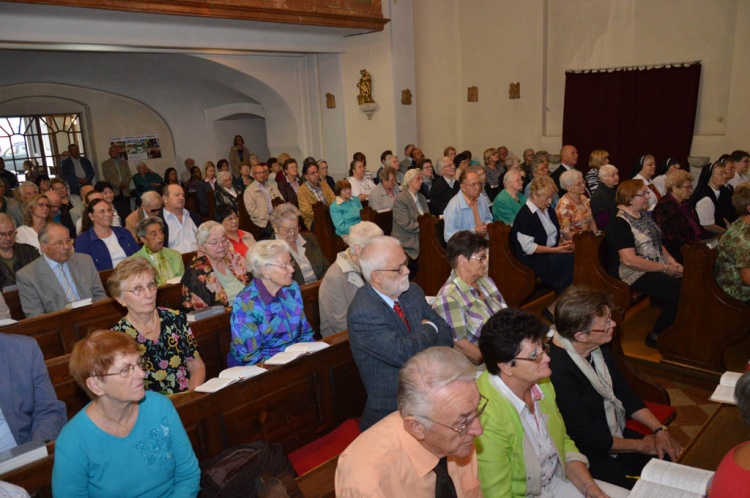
[[360, 206, 393, 236], [487, 221, 535, 307], [312, 202, 346, 263], [412, 214, 451, 296]]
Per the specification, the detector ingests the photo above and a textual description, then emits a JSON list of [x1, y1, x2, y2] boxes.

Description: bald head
[[560, 145, 578, 168]]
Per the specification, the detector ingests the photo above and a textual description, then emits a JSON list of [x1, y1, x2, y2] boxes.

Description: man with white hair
[[125, 191, 164, 241], [443, 169, 492, 242], [319, 221, 384, 337], [347, 236, 452, 430], [429, 156, 460, 216], [336, 347, 484, 497]]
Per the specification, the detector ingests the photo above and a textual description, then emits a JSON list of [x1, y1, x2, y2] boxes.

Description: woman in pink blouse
[[556, 169, 597, 241]]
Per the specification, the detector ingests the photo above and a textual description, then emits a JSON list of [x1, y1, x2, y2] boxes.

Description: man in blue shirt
[[443, 169, 492, 243]]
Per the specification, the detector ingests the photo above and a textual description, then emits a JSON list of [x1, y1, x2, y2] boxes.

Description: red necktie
[[393, 301, 411, 331]]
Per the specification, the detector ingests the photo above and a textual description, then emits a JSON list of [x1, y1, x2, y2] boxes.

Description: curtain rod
[[566, 60, 700, 74]]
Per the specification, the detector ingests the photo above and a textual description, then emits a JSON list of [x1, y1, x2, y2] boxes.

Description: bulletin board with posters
[[109, 135, 161, 162]]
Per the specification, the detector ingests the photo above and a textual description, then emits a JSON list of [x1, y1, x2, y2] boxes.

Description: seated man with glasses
[[347, 236, 452, 431], [443, 169, 493, 243], [229, 239, 314, 366], [17, 222, 107, 318], [0, 213, 39, 291], [336, 347, 484, 498], [548, 285, 682, 490], [125, 191, 163, 242], [476, 307, 628, 498]]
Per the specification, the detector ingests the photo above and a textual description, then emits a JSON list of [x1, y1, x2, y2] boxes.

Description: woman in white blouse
[[347, 158, 376, 201]]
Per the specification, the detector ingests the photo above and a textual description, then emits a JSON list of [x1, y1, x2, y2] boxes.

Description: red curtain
[[562, 63, 701, 178]]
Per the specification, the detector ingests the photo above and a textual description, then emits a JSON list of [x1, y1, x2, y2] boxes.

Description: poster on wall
[[109, 134, 161, 161]]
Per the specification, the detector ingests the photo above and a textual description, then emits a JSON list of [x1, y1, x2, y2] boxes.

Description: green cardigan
[[475, 371, 585, 498]]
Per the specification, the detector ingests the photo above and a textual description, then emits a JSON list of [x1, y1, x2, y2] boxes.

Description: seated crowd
[[2, 140, 749, 498]]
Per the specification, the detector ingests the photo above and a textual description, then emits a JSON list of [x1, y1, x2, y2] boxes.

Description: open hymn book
[[195, 365, 267, 393], [629, 459, 714, 498], [264, 342, 330, 366], [709, 371, 742, 404]]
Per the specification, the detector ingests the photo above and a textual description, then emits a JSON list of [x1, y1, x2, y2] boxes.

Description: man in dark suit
[[0, 332, 67, 451], [428, 156, 460, 216], [550, 144, 578, 195], [16, 223, 108, 318], [347, 236, 453, 430], [60, 143, 95, 196]]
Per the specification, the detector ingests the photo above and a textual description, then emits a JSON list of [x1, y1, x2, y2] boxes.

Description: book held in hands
[[629, 458, 714, 498]]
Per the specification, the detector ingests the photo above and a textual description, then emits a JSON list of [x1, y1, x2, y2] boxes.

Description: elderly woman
[[368, 166, 400, 211], [347, 158, 376, 201], [585, 150, 609, 195], [524, 157, 559, 207], [652, 170, 704, 265], [132, 217, 185, 285], [606, 179, 682, 348], [229, 240, 315, 366], [181, 221, 252, 311], [229, 134, 251, 177], [511, 176, 574, 295], [93, 181, 122, 226], [556, 169, 597, 241], [483, 147, 504, 200], [52, 330, 200, 497], [419, 158, 437, 198], [319, 221, 383, 338], [591, 164, 620, 230], [74, 199, 138, 271], [476, 309, 626, 498], [710, 370, 750, 497], [15, 193, 49, 250], [330, 179, 363, 243], [434, 231, 507, 365], [318, 159, 336, 192], [213, 170, 239, 211], [110, 258, 206, 393], [271, 203, 329, 285], [632, 155, 660, 210], [492, 168, 526, 225], [392, 168, 429, 261], [549, 286, 682, 489], [216, 205, 255, 257], [691, 161, 730, 235], [716, 182, 750, 303]]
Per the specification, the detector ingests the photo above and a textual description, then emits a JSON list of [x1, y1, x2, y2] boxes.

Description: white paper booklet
[[195, 365, 267, 393], [629, 459, 714, 498], [709, 371, 743, 404], [264, 342, 330, 366], [0, 440, 48, 474]]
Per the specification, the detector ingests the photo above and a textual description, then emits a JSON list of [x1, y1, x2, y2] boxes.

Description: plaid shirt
[[433, 271, 507, 344]]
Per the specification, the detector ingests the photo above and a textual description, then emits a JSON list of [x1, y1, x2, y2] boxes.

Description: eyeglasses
[[377, 260, 410, 274], [514, 342, 550, 363], [97, 357, 148, 379], [470, 254, 488, 264], [266, 262, 295, 271], [278, 226, 299, 236], [204, 236, 228, 247], [420, 395, 489, 436], [462, 182, 482, 188], [0, 230, 16, 238], [44, 238, 74, 248], [122, 281, 158, 297], [632, 191, 651, 197], [34, 203, 50, 208], [589, 314, 615, 334]]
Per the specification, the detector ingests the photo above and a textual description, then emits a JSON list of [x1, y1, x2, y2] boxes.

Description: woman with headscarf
[[690, 161, 730, 236], [652, 158, 681, 196]]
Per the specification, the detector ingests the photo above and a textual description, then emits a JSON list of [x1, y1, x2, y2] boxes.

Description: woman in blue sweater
[[329, 179, 363, 244], [74, 198, 138, 271]]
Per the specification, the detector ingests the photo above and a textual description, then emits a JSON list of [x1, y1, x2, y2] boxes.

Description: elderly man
[[443, 169, 492, 242], [319, 221, 383, 337], [181, 158, 196, 184], [125, 190, 163, 241], [400, 144, 415, 174], [347, 236, 452, 430], [550, 144, 579, 195], [0, 182, 20, 228], [336, 347, 483, 497], [44, 189, 76, 238], [159, 184, 201, 253], [429, 156, 460, 216], [0, 332, 67, 452], [7, 181, 38, 227], [16, 223, 107, 317], [131, 216, 185, 286], [133, 161, 163, 200], [297, 162, 335, 230], [60, 144, 95, 195], [243, 162, 284, 239], [0, 213, 39, 290], [102, 145, 133, 219]]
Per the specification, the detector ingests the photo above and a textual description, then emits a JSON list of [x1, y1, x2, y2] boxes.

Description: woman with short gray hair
[[181, 220, 251, 312], [131, 216, 184, 285], [270, 203, 329, 286], [229, 239, 315, 365], [213, 170, 239, 211], [556, 169, 597, 241]]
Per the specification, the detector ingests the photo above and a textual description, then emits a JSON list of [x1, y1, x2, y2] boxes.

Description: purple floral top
[[228, 279, 314, 366], [113, 308, 200, 394]]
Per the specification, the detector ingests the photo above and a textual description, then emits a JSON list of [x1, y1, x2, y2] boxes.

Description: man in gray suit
[[102, 144, 133, 219], [347, 236, 453, 431], [16, 223, 108, 318]]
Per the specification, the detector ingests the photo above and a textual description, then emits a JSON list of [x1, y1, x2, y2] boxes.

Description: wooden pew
[[312, 202, 346, 264], [359, 206, 392, 235], [412, 214, 451, 296], [487, 221, 536, 307], [658, 243, 750, 375]]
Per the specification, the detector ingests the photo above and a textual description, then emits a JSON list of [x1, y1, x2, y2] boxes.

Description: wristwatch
[[653, 425, 668, 434]]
